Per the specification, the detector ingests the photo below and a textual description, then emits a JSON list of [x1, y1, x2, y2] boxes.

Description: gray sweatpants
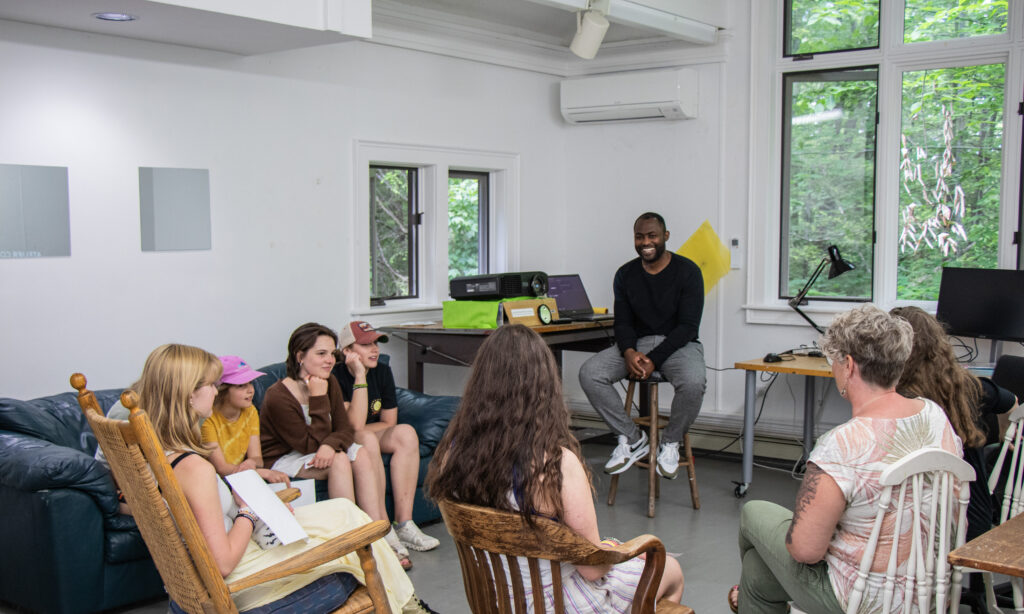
[[578, 336, 706, 444]]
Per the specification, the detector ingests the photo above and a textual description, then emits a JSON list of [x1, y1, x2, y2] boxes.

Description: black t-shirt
[[332, 363, 398, 424]]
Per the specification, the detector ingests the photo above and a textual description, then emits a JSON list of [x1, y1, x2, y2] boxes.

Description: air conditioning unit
[[560, 68, 698, 124]]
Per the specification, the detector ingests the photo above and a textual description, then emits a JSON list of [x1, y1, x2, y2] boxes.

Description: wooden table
[[949, 511, 1024, 577], [383, 321, 616, 392], [733, 355, 833, 497]]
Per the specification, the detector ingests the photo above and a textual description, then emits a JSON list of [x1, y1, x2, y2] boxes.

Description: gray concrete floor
[[1, 441, 1003, 612]]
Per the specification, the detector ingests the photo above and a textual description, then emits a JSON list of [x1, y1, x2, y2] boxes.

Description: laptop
[[546, 274, 614, 322]]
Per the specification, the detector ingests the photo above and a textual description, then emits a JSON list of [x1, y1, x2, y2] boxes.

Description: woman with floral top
[[729, 305, 962, 614]]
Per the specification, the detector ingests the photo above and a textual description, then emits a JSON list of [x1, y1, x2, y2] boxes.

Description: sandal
[[728, 584, 739, 613]]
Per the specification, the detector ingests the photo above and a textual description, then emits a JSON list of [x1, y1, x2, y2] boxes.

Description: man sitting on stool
[[580, 211, 706, 479]]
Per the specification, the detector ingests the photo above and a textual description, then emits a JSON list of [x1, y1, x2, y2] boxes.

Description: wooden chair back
[[438, 499, 691, 614], [845, 448, 975, 614], [71, 373, 389, 614]]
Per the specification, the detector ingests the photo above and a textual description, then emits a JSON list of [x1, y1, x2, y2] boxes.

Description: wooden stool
[[607, 373, 700, 518]]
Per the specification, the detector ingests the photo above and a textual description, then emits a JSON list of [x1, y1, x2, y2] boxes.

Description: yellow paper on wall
[[675, 220, 730, 295]]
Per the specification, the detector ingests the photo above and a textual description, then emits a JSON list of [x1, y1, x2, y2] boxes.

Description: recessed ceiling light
[[92, 12, 137, 22]]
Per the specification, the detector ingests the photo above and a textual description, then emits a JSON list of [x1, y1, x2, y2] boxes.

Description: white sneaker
[[395, 520, 440, 551], [604, 431, 649, 475], [656, 441, 680, 479], [385, 526, 410, 558]]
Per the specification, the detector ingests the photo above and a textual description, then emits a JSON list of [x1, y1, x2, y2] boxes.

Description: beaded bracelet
[[235, 510, 258, 529]]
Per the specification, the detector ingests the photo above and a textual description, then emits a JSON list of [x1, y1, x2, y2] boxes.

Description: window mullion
[[1002, 48, 1024, 269], [874, 58, 904, 306], [419, 165, 442, 306]]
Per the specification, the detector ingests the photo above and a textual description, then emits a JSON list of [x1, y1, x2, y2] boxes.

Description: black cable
[[384, 331, 472, 367], [695, 371, 778, 459]]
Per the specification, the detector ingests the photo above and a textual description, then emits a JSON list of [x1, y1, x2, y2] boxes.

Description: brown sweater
[[259, 375, 355, 468]]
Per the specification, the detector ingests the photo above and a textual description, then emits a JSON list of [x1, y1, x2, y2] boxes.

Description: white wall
[[5, 3, 982, 447], [0, 20, 568, 398]]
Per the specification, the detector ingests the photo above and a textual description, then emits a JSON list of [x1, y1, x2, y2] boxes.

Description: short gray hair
[[821, 304, 914, 388]]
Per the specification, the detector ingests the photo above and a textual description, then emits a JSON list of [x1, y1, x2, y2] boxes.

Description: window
[[353, 142, 520, 313], [447, 171, 489, 280], [785, 0, 879, 56], [370, 165, 418, 301], [781, 67, 877, 301], [903, 0, 1008, 43], [897, 63, 1005, 298], [748, 1, 1019, 325]]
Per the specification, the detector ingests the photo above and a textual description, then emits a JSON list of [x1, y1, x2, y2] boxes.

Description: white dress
[[177, 452, 414, 612]]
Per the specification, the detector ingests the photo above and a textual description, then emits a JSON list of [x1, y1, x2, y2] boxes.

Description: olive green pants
[[738, 500, 845, 614]]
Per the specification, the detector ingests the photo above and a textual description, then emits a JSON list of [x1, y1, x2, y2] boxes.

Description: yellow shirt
[[201, 405, 260, 466]]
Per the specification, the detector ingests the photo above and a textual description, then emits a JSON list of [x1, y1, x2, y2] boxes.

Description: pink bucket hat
[[218, 356, 266, 385]]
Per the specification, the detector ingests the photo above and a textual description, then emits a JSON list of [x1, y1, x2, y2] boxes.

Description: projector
[[450, 272, 548, 300]]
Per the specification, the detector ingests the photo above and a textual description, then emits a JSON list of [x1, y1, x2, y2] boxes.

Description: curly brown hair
[[890, 306, 985, 447], [425, 324, 589, 526]]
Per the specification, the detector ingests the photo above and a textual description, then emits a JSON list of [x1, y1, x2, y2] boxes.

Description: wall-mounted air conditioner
[[560, 68, 698, 124]]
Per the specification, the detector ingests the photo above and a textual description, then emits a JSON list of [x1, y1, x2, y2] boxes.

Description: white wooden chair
[[793, 448, 974, 614], [980, 402, 1024, 613], [989, 403, 1024, 526]]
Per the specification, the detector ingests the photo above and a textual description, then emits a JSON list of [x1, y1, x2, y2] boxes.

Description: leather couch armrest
[[0, 431, 120, 518]]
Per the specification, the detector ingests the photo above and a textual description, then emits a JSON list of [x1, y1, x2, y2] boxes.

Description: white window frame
[[352, 140, 520, 315], [746, 1, 1024, 328]]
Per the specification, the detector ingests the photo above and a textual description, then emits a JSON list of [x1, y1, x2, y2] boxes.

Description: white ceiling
[[0, 0, 355, 55], [0, 0, 725, 73]]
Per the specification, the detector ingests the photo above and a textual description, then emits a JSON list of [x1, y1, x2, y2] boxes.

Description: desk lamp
[[787, 245, 855, 334]]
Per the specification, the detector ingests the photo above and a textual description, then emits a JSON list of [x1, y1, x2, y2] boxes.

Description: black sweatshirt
[[612, 252, 704, 368]]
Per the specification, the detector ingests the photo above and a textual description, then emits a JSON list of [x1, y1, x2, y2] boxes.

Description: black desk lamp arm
[[787, 256, 828, 335]]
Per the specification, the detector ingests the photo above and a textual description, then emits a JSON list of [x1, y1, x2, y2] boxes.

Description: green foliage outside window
[[448, 176, 483, 279], [904, 0, 1007, 43], [370, 166, 415, 300], [783, 71, 877, 300], [787, 0, 879, 55], [783, 0, 1007, 302], [897, 64, 1004, 299]]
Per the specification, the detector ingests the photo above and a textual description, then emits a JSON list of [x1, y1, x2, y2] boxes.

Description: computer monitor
[[935, 267, 1024, 343]]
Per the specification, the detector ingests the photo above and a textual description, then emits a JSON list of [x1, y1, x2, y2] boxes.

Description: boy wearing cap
[[203, 355, 290, 485], [333, 321, 440, 553]]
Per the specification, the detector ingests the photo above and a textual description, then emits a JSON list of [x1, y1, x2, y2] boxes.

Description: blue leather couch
[[0, 388, 164, 614], [0, 358, 457, 613], [251, 355, 459, 525]]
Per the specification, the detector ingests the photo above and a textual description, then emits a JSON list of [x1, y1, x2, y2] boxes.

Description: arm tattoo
[[786, 463, 825, 546]]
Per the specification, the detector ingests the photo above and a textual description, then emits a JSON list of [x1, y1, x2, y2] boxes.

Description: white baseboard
[[568, 400, 809, 462]]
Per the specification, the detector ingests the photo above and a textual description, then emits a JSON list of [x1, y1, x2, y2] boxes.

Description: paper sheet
[[676, 220, 731, 294], [226, 470, 308, 545]]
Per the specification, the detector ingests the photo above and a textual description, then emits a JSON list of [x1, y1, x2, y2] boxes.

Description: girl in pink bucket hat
[[202, 355, 290, 485]]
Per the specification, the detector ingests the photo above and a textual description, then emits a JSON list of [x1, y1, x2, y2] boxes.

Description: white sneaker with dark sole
[[656, 441, 680, 479], [604, 431, 650, 475]]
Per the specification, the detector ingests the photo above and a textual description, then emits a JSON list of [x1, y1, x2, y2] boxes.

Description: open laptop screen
[[547, 274, 594, 317]]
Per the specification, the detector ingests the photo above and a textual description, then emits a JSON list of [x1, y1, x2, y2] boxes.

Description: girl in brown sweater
[[260, 322, 412, 569]]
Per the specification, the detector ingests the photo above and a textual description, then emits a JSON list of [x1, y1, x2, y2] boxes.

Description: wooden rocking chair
[[439, 499, 694, 614], [71, 373, 390, 614]]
